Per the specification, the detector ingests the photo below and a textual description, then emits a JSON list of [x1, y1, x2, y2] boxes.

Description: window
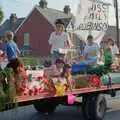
[[23, 33, 30, 46], [23, 33, 30, 55]]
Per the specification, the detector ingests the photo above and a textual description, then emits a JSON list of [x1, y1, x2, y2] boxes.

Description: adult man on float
[[48, 19, 72, 63]]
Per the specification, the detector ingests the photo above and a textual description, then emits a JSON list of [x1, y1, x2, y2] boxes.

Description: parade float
[[0, 1, 120, 120], [0, 49, 120, 120]]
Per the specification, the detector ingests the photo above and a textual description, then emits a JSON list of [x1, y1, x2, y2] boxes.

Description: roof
[[0, 17, 25, 36], [56, 17, 74, 28], [36, 6, 74, 25], [16, 6, 75, 33]]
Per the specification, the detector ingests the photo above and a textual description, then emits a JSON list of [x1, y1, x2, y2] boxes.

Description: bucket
[[68, 94, 76, 105]]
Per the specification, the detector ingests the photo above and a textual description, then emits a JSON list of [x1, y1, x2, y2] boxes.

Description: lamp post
[[114, 0, 119, 48]]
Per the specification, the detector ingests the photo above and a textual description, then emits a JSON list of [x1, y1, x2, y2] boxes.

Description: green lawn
[[22, 56, 40, 66]]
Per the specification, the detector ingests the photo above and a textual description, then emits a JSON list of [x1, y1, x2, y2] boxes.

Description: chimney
[[63, 5, 71, 14], [10, 13, 18, 24], [39, 0, 48, 9]]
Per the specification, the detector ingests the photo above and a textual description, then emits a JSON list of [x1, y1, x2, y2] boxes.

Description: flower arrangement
[[0, 67, 17, 111]]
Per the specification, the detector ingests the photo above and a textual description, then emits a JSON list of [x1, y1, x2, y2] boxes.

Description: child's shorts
[[52, 51, 65, 61], [52, 51, 60, 60]]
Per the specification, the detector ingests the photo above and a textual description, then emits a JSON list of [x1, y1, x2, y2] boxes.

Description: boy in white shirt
[[83, 35, 100, 65]]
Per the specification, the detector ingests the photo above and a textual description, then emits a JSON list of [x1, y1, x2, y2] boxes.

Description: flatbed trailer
[[15, 83, 120, 120]]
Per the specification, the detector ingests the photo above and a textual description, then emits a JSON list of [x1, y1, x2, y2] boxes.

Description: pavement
[[0, 97, 120, 120]]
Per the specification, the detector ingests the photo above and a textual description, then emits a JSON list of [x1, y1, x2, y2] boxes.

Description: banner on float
[[75, 0, 109, 31], [74, 0, 110, 42]]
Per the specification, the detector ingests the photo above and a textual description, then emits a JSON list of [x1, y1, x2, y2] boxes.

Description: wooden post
[[114, 0, 119, 48]]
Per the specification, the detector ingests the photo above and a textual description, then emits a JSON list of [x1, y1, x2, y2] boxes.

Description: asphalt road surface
[[0, 97, 120, 120]]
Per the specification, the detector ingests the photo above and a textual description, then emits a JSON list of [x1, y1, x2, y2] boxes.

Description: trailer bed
[[16, 84, 120, 103]]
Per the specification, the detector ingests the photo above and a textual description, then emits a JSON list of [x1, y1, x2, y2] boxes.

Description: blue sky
[[0, 0, 78, 21]]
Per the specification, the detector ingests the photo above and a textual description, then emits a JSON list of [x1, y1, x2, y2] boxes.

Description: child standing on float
[[3, 31, 20, 62]]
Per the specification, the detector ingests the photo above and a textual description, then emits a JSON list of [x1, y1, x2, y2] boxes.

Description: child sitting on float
[[44, 59, 64, 78], [44, 59, 73, 91], [72, 35, 100, 74]]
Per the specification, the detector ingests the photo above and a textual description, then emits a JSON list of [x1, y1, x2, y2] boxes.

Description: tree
[[0, 7, 4, 24]]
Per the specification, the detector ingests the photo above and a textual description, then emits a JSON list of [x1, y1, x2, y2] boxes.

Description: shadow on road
[[104, 109, 120, 120]]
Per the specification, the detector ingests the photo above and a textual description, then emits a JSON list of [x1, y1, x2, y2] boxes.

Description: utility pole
[[114, 0, 119, 48]]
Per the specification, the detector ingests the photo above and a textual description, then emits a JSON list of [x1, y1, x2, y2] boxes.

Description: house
[[15, 0, 75, 56], [0, 13, 25, 49], [0, 13, 25, 39], [103, 26, 120, 42]]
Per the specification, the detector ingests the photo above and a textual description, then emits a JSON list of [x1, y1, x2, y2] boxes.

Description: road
[[0, 97, 120, 120]]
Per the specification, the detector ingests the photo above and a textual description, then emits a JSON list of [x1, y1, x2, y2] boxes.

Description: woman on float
[[48, 19, 72, 63]]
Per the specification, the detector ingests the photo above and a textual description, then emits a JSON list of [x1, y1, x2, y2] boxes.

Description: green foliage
[[104, 47, 112, 66], [88, 65, 112, 77], [0, 68, 17, 111], [88, 47, 112, 77], [0, 7, 4, 24], [22, 56, 40, 66]]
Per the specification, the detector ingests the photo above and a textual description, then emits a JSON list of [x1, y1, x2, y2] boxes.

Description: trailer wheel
[[82, 94, 107, 120], [82, 95, 93, 120], [92, 94, 107, 120], [33, 99, 57, 114]]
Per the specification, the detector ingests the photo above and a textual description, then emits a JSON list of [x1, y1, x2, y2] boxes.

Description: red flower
[[34, 87, 39, 95], [90, 75, 101, 87], [39, 88, 44, 92], [37, 76, 42, 80], [29, 89, 34, 96]]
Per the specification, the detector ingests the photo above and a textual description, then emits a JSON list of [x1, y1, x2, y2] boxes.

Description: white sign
[[75, 0, 109, 31], [74, 0, 109, 43]]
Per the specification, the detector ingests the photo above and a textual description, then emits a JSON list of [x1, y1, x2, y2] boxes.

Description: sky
[[0, 0, 78, 20], [0, 0, 119, 26]]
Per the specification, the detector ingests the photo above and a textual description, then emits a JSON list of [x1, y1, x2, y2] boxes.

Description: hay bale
[[72, 75, 90, 88]]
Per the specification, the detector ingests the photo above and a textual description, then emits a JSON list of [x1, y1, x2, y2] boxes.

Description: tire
[[82, 95, 92, 120], [33, 99, 57, 114], [82, 94, 107, 120], [91, 94, 107, 120]]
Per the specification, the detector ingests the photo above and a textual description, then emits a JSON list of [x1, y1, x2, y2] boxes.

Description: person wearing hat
[[48, 19, 72, 63]]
